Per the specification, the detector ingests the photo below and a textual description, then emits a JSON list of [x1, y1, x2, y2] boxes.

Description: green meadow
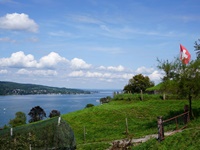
[[62, 95, 200, 149], [1, 94, 200, 150]]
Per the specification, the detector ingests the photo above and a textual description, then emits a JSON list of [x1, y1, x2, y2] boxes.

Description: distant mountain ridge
[[0, 81, 90, 95]]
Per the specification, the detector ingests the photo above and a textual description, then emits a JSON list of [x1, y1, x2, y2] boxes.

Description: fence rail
[[157, 105, 190, 142]]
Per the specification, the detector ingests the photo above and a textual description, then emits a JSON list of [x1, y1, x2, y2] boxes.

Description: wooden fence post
[[125, 118, 129, 136], [140, 90, 143, 100], [83, 126, 86, 143], [157, 116, 164, 142], [184, 105, 190, 124], [10, 128, 13, 137]]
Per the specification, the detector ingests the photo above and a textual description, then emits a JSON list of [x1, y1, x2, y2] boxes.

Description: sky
[[0, 0, 200, 89]]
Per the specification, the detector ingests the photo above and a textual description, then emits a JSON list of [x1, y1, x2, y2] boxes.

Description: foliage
[[157, 58, 180, 94], [194, 39, 200, 59], [49, 110, 61, 118], [85, 103, 94, 108], [9, 111, 26, 127], [123, 74, 154, 94], [100, 96, 112, 104], [0, 117, 76, 150], [157, 57, 200, 116], [175, 59, 200, 98], [28, 106, 46, 123]]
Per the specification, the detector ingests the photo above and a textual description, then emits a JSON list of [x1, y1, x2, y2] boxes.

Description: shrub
[[85, 103, 94, 108]]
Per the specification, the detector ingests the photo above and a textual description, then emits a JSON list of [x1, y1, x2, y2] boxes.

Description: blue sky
[[0, 0, 199, 89]]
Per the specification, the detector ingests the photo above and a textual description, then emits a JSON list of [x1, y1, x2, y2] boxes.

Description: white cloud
[[148, 70, 163, 84], [135, 66, 154, 74], [68, 70, 84, 77], [107, 65, 125, 72], [38, 52, 68, 68], [70, 58, 92, 69], [0, 69, 8, 74], [0, 13, 38, 32], [98, 65, 125, 72], [17, 69, 57, 76], [0, 51, 68, 69], [0, 51, 37, 68]]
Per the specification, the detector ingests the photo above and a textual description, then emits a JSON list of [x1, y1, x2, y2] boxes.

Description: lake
[[0, 89, 119, 127]]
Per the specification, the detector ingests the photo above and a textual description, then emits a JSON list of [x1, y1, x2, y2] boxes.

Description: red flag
[[180, 44, 191, 64]]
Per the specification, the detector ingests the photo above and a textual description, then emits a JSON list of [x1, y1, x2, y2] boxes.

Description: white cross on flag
[[180, 44, 191, 64]]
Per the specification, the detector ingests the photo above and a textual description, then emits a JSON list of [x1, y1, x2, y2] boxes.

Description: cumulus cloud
[[148, 70, 163, 84], [0, 51, 68, 69], [17, 69, 57, 76], [135, 66, 154, 74], [68, 70, 133, 80], [68, 70, 84, 77], [0, 51, 37, 68], [70, 58, 92, 69], [107, 65, 125, 72], [98, 65, 125, 72], [0, 13, 38, 32], [0, 69, 8, 74], [38, 52, 68, 68]]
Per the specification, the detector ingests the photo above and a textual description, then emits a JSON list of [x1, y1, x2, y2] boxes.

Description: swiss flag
[[180, 44, 191, 64]]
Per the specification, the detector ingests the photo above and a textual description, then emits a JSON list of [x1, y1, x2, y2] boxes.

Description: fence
[[0, 117, 76, 150], [157, 105, 190, 142]]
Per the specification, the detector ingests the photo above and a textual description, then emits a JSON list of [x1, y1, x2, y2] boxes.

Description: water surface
[[0, 90, 117, 127]]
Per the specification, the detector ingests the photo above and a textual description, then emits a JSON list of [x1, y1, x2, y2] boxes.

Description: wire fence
[[0, 117, 76, 150]]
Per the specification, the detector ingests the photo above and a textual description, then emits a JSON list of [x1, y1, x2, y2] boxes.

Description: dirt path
[[108, 130, 183, 149]]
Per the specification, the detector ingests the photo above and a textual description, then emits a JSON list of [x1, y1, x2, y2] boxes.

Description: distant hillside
[[0, 81, 90, 95]]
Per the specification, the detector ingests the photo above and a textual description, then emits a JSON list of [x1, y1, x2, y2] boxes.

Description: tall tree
[[157, 57, 200, 117], [123, 74, 154, 93], [194, 39, 200, 59], [9, 111, 26, 127], [175, 59, 200, 117], [28, 106, 46, 123]]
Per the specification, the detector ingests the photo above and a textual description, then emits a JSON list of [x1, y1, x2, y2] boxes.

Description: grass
[[1, 95, 200, 149], [134, 119, 200, 150], [62, 98, 200, 149]]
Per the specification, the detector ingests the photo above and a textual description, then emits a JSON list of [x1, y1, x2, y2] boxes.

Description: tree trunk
[[189, 94, 192, 118]]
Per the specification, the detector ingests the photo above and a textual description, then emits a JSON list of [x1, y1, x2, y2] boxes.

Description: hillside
[[62, 98, 200, 149], [1, 95, 200, 149], [0, 81, 90, 95]]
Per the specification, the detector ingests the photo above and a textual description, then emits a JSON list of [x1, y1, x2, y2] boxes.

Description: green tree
[[9, 111, 26, 127], [123, 74, 154, 94], [194, 39, 200, 59], [175, 59, 200, 117], [28, 106, 46, 123], [157, 57, 200, 117], [157, 58, 179, 99], [49, 110, 60, 118]]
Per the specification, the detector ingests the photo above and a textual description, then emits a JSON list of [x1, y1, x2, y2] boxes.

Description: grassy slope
[[134, 119, 200, 150], [62, 99, 200, 149]]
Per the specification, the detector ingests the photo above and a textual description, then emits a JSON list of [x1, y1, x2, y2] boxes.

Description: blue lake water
[[0, 90, 118, 127]]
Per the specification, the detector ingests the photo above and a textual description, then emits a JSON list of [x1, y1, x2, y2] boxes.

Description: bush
[[85, 103, 94, 108]]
